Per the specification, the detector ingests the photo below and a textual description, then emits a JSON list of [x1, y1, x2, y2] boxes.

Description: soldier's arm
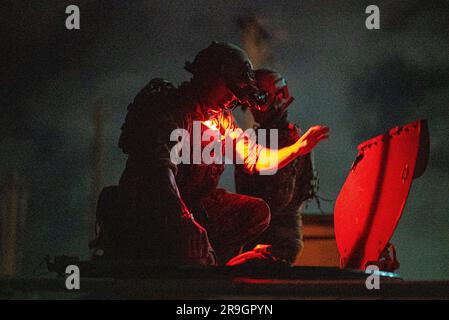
[[210, 111, 328, 174], [160, 166, 211, 259], [232, 125, 329, 174], [156, 122, 209, 255], [139, 107, 213, 260], [160, 166, 193, 218]]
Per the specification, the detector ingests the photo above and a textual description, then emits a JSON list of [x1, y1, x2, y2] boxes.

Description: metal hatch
[[334, 120, 429, 270]]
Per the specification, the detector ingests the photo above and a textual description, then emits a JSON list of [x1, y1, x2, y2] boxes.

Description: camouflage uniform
[[92, 42, 270, 264], [93, 79, 208, 262], [232, 68, 318, 264], [176, 115, 270, 265], [235, 118, 315, 265]]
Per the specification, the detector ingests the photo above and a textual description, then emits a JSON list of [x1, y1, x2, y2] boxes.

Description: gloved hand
[[365, 242, 400, 272], [378, 242, 400, 272], [180, 214, 212, 261], [298, 125, 329, 155]]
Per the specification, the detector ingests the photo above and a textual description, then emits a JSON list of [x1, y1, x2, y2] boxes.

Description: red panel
[[334, 120, 428, 270]]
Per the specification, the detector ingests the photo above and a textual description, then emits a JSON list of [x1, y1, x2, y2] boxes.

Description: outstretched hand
[[298, 125, 329, 155]]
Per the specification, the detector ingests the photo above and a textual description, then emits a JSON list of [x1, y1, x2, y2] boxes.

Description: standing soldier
[[235, 69, 318, 264]]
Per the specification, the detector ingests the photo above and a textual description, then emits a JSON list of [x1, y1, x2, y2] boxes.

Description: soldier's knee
[[251, 197, 271, 231]]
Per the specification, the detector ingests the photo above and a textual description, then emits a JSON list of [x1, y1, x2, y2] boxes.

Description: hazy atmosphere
[[1, 0, 448, 280]]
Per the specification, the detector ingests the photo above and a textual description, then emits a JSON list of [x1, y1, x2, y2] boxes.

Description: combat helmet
[[185, 41, 266, 110], [252, 68, 295, 126]]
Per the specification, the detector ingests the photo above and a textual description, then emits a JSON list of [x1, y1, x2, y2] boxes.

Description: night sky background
[[1, 0, 448, 280]]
